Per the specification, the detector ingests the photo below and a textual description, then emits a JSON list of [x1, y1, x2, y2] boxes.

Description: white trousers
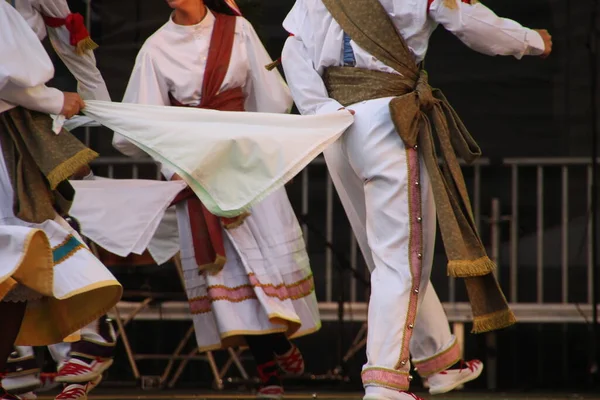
[[324, 97, 460, 395], [48, 320, 110, 363], [13, 320, 110, 366]]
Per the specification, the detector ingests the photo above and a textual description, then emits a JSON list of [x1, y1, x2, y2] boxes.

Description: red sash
[[169, 13, 247, 274]]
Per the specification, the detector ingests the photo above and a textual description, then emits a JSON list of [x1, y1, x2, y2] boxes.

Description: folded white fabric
[[82, 100, 354, 217], [146, 207, 180, 266], [62, 115, 101, 131], [69, 177, 186, 259]]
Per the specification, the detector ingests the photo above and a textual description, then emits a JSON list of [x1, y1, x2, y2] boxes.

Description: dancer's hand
[[61, 92, 85, 119], [338, 107, 355, 115], [171, 174, 183, 181], [534, 29, 552, 58]]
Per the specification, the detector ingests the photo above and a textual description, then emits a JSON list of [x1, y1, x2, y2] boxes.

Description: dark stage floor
[[34, 390, 597, 400]]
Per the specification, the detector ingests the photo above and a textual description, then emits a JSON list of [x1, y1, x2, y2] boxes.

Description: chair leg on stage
[[206, 351, 224, 390], [342, 322, 368, 363], [112, 305, 141, 380], [160, 325, 196, 385], [219, 348, 249, 381]]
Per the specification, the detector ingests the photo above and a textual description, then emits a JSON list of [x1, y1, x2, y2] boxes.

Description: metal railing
[[95, 155, 599, 389], [92, 156, 598, 323]]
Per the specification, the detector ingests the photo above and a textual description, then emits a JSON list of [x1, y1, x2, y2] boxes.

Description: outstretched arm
[[0, 1, 82, 118], [20, 0, 111, 101], [47, 28, 112, 101], [429, 0, 552, 59]]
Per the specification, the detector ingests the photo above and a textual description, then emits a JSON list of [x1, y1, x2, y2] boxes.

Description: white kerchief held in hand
[[81, 100, 354, 217]]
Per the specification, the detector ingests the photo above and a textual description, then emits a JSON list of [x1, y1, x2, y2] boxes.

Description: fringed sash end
[[447, 256, 496, 278], [265, 59, 281, 71], [472, 309, 517, 333], [75, 37, 99, 56], [47, 148, 98, 190], [222, 212, 251, 229], [198, 255, 227, 276]]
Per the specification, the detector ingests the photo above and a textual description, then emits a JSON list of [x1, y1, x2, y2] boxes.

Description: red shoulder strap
[[200, 13, 237, 106]]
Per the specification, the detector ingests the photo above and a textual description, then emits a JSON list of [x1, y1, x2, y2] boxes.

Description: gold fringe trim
[[47, 148, 99, 190], [265, 59, 281, 71], [447, 256, 496, 278], [198, 254, 227, 276], [52, 234, 72, 251], [75, 37, 99, 56], [471, 309, 517, 333], [443, 0, 458, 8], [0, 277, 18, 301], [223, 212, 251, 229]]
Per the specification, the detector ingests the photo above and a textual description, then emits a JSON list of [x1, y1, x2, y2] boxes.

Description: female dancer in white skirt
[[0, 3, 122, 399], [3, 2, 118, 399], [112, 0, 320, 397]]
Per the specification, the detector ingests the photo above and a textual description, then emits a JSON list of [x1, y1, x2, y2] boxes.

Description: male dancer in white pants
[[281, 0, 552, 399]]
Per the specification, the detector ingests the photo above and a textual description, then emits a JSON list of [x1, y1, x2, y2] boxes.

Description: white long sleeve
[[113, 50, 169, 159], [240, 19, 292, 114], [1, 83, 63, 115], [13, 0, 112, 101], [429, 0, 545, 59], [0, 1, 63, 114], [281, 35, 343, 116], [47, 28, 111, 101]]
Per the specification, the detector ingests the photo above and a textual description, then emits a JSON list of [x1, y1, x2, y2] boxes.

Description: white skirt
[[177, 187, 321, 352], [0, 141, 122, 346]]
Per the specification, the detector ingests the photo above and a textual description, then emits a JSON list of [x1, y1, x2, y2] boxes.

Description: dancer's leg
[[0, 302, 26, 399]]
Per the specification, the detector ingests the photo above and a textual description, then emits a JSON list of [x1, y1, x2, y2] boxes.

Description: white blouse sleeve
[[281, 2, 344, 116], [113, 49, 169, 158], [32, 0, 112, 101], [0, 1, 63, 114], [429, 0, 545, 59], [240, 18, 293, 114], [1, 83, 64, 115], [47, 30, 112, 101]]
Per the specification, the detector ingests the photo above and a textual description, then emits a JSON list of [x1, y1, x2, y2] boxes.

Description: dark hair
[[205, 0, 238, 16]]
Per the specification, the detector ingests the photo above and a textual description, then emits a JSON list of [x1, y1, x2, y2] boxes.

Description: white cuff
[[316, 99, 346, 115], [524, 29, 545, 56]]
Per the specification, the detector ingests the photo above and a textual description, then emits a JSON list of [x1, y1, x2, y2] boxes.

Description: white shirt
[[281, 0, 546, 116], [0, 1, 63, 115], [13, 0, 111, 101], [113, 9, 293, 179]]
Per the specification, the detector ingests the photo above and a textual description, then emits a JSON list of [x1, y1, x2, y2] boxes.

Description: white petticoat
[[178, 187, 321, 352], [0, 137, 122, 346], [3, 284, 43, 302]]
